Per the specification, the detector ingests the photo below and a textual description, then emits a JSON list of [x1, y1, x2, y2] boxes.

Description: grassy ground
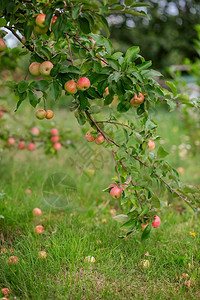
[[0, 104, 200, 299]]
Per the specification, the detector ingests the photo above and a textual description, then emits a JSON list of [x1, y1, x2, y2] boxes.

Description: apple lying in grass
[[35, 225, 45, 234], [35, 109, 46, 120], [1, 288, 10, 296], [38, 251, 47, 259], [30, 127, 40, 136], [110, 186, 122, 199], [95, 134, 104, 145], [45, 110, 54, 119], [152, 216, 161, 228], [85, 131, 95, 142], [39, 61, 53, 77], [0, 39, 6, 51], [64, 80, 77, 94], [29, 62, 41, 76], [25, 189, 32, 194], [8, 256, 19, 265], [77, 77, 90, 91], [50, 128, 59, 136], [33, 208, 42, 216]]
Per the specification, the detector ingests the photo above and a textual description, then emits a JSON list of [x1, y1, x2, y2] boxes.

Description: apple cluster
[[85, 131, 105, 145], [35, 109, 54, 120], [64, 77, 91, 94], [34, 13, 57, 35]]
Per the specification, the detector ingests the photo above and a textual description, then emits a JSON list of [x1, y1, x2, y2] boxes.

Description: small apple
[[18, 141, 25, 150], [35, 14, 46, 28], [148, 140, 155, 151], [85, 131, 95, 142], [0, 39, 6, 51], [77, 77, 90, 91], [0, 111, 3, 118], [1, 288, 10, 296], [35, 109, 46, 120], [139, 259, 150, 268], [110, 187, 122, 199], [130, 98, 140, 108], [34, 25, 48, 35], [33, 208, 42, 216], [27, 143, 36, 151], [35, 225, 45, 235], [152, 216, 161, 228], [50, 128, 59, 136], [7, 137, 15, 146], [53, 142, 62, 151], [38, 251, 47, 259], [64, 80, 77, 94], [177, 167, 184, 174], [95, 134, 104, 145], [51, 136, 59, 143], [103, 87, 109, 98], [30, 127, 40, 136], [51, 16, 57, 27], [45, 110, 54, 119], [8, 256, 19, 265], [25, 189, 32, 194], [29, 62, 41, 76], [40, 61, 53, 77], [133, 92, 145, 104]]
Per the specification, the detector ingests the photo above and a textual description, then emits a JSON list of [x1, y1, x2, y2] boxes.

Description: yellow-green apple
[[30, 127, 40, 136], [18, 141, 25, 150], [7, 137, 15, 146], [35, 225, 45, 234], [45, 110, 54, 119], [40, 61, 53, 77], [8, 256, 19, 264], [77, 77, 90, 91], [34, 25, 48, 34], [38, 251, 47, 259], [33, 208, 42, 216], [95, 134, 104, 144], [152, 216, 161, 228], [27, 143, 36, 151], [29, 62, 41, 76], [110, 186, 122, 199], [51, 136, 59, 143], [35, 109, 46, 120], [35, 14, 46, 28], [148, 140, 155, 151], [50, 128, 59, 136], [64, 80, 77, 94], [0, 39, 6, 51], [85, 131, 95, 142], [53, 142, 62, 151]]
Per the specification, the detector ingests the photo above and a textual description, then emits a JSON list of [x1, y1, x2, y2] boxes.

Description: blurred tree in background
[[109, 0, 200, 75]]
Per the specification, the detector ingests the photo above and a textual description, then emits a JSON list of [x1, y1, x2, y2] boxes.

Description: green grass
[[0, 106, 200, 299]]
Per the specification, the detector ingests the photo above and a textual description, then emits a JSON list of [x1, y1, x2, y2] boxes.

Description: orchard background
[[0, 0, 200, 299]]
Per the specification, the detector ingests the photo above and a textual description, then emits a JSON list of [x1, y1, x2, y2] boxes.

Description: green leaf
[[141, 224, 152, 240], [117, 101, 131, 112], [142, 69, 163, 78], [98, 15, 110, 37], [17, 80, 29, 93], [113, 214, 130, 223], [49, 81, 62, 101], [72, 5, 81, 19], [0, 18, 6, 27], [78, 16, 91, 34], [30, 80, 49, 93], [124, 46, 140, 64], [166, 99, 176, 112], [157, 146, 168, 158], [121, 219, 136, 230], [140, 205, 150, 216], [28, 90, 39, 107], [145, 119, 157, 130], [45, 9, 54, 28], [14, 92, 27, 111], [59, 65, 80, 74], [87, 87, 101, 99], [165, 81, 177, 96], [79, 91, 89, 110], [77, 110, 86, 126]]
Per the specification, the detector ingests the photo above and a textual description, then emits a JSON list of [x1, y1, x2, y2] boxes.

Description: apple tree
[[0, 0, 199, 239]]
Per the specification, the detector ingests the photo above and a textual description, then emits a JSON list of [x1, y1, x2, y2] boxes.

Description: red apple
[[1, 288, 10, 296], [148, 140, 155, 151], [38, 251, 47, 259], [45, 110, 54, 119], [33, 208, 42, 216], [35, 225, 45, 234], [85, 131, 95, 142], [95, 134, 104, 145], [35, 14, 46, 28], [133, 92, 145, 104], [152, 216, 161, 228], [64, 80, 77, 94], [50, 128, 59, 136], [30, 127, 40, 136], [51, 16, 57, 27], [29, 62, 41, 76], [34, 25, 48, 34], [27, 143, 36, 151], [53, 142, 62, 151], [35, 109, 46, 120], [8, 256, 19, 265], [130, 97, 140, 108], [0, 39, 6, 51], [0, 111, 3, 118], [7, 137, 15, 146], [77, 77, 90, 91], [51, 136, 59, 143], [110, 187, 122, 199], [18, 141, 25, 150], [39, 61, 53, 76]]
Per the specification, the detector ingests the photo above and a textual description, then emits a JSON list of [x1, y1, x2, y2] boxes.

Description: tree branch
[[4, 25, 33, 52], [96, 120, 139, 132]]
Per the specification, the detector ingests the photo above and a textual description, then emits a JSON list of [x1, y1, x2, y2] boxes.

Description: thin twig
[[4, 25, 33, 52], [66, 34, 73, 65], [96, 120, 139, 132]]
